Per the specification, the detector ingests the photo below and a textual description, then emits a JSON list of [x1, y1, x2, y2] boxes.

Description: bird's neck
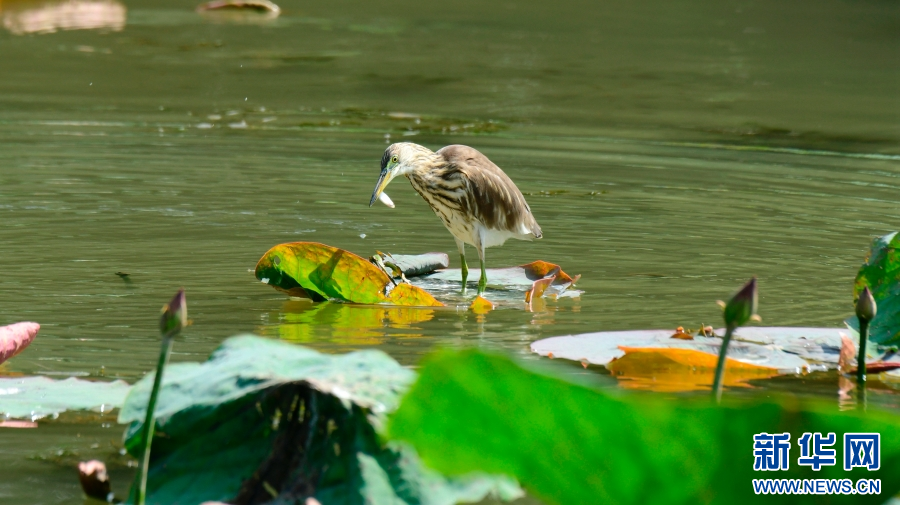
[[404, 151, 446, 180]]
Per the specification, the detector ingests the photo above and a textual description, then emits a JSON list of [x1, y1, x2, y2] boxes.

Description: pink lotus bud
[[724, 277, 758, 329], [159, 289, 187, 336]]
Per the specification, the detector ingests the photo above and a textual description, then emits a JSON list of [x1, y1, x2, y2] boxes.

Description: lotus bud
[[855, 286, 877, 323], [159, 288, 187, 336], [723, 277, 758, 329], [78, 460, 112, 502], [855, 285, 876, 392], [713, 277, 759, 402]]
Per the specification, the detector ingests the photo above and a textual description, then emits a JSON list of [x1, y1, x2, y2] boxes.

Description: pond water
[[1, 0, 898, 502]]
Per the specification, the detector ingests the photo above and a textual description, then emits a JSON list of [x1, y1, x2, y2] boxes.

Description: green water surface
[[0, 0, 898, 502]]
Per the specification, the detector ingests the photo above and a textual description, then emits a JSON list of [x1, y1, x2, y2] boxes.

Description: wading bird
[[369, 142, 542, 294]]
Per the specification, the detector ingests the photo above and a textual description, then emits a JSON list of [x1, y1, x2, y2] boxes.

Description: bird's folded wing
[[439, 145, 542, 238]]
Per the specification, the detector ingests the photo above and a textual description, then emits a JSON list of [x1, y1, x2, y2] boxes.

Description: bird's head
[[369, 142, 434, 207]]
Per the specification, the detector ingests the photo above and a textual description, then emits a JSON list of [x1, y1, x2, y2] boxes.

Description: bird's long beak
[[369, 169, 393, 207]]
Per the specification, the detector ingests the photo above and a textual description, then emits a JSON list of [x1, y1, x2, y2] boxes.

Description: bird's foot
[[371, 255, 397, 285]]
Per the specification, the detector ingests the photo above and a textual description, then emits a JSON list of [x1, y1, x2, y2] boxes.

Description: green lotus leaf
[[255, 242, 443, 307], [850, 232, 900, 344], [119, 335, 520, 505], [0, 376, 130, 421], [389, 349, 900, 505]]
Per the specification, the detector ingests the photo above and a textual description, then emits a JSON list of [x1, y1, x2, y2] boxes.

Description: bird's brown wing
[[437, 145, 542, 238]]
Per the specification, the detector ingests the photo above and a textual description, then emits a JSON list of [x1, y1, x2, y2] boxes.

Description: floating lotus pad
[[371, 251, 450, 278], [529, 328, 854, 372], [728, 326, 892, 364], [424, 260, 580, 303], [0, 376, 131, 421], [535, 327, 900, 391], [424, 260, 577, 288], [255, 242, 443, 307], [256, 242, 579, 307], [605, 350, 783, 392]]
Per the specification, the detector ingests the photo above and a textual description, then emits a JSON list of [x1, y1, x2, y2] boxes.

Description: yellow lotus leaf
[[525, 274, 556, 303], [255, 242, 442, 307], [387, 283, 443, 307], [469, 296, 495, 314], [607, 347, 780, 393]]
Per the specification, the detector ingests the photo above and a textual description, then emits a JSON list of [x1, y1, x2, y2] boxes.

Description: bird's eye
[[391, 156, 398, 164]]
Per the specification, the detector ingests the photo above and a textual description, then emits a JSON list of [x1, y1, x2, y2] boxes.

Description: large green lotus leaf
[[849, 232, 900, 344], [255, 242, 443, 307], [119, 335, 520, 505], [0, 376, 130, 421], [389, 349, 900, 505]]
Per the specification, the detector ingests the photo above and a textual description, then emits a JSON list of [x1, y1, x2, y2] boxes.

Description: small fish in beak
[[378, 192, 395, 208]]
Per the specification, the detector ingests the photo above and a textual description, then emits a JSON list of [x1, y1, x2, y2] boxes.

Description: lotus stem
[[713, 277, 758, 403], [712, 325, 735, 403], [854, 286, 876, 410], [136, 289, 186, 505], [136, 332, 175, 505], [856, 319, 868, 386], [856, 318, 868, 410]]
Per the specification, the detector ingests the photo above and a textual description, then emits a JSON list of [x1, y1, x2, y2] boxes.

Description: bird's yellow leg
[[475, 244, 487, 295], [456, 239, 468, 292], [460, 253, 468, 289], [477, 259, 487, 295]]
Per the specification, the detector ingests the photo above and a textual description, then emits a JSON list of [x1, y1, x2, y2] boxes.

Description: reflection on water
[[196, 0, 280, 25], [255, 295, 582, 358], [262, 300, 436, 346], [1, 0, 125, 35]]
